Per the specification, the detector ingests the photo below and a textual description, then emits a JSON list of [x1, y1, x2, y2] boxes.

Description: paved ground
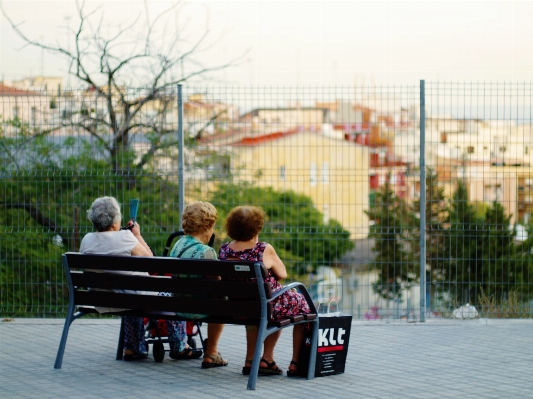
[[1, 317, 532, 398]]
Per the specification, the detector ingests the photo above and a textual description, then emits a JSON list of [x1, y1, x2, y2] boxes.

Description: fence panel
[[424, 82, 533, 318], [0, 83, 531, 319]]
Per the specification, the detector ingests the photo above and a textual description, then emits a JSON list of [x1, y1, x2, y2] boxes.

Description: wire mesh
[[425, 82, 533, 319], [0, 83, 532, 319]]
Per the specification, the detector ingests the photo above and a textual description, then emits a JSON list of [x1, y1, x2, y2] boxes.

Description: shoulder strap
[[176, 242, 202, 258]]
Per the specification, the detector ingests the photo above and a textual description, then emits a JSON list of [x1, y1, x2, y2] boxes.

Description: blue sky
[[1, 1, 532, 86]]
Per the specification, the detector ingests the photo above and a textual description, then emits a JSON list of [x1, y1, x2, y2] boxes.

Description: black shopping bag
[[299, 302, 352, 377]]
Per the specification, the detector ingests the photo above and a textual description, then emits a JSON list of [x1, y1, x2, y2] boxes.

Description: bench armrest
[[269, 282, 317, 314]]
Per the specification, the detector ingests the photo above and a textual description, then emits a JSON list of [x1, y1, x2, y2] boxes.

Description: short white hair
[[87, 196, 122, 231]]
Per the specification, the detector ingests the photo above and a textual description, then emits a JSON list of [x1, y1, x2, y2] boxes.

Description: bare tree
[[1, 0, 245, 177]]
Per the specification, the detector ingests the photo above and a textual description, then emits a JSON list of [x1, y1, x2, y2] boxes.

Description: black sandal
[[169, 347, 203, 360], [286, 360, 300, 377], [242, 359, 253, 375], [259, 358, 283, 375], [123, 351, 148, 361]]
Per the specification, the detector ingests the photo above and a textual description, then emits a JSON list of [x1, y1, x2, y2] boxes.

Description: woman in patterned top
[[169, 201, 228, 369], [218, 206, 311, 377]]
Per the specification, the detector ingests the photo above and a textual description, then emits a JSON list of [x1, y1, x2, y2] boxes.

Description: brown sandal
[[286, 360, 300, 377], [259, 358, 283, 375], [201, 353, 228, 369]]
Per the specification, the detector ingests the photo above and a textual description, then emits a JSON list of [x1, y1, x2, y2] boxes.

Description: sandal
[[123, 351, 148, 361], [242, 359, 253, 375], [201, 353, 228, 369], [259, 358, 283, 375], [242, 358, 283, 376], [286, 360, 300, 377], [169, 346, 203, 360]]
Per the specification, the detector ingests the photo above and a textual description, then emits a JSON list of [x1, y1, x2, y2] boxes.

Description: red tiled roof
[[232, 129, 299, 147], [0, 84, 42, 96]]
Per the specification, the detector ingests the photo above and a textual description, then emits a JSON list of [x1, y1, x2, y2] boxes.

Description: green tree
[[446, 180, 481, 305], [446, 183, 527, 308], [514, 221, 533, 299], [0, 148, 184, 316], [209, 182, 355, 277], [365, 174, 417, 301], [475, 201, 519, 301]]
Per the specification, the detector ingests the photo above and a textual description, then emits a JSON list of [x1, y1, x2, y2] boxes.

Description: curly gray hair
[[87, 196, 122, 232]]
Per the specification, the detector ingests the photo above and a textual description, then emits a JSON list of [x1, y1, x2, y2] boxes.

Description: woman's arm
[[129, 222, 154, 257], [263, 244, 287, 280]]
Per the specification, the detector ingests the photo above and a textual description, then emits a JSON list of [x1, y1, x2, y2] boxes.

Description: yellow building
[[224, 130, 370, 239]]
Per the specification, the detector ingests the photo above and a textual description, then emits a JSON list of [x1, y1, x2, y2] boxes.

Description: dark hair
[[225, 206, 265, 241], [87, 196, 122, 232]]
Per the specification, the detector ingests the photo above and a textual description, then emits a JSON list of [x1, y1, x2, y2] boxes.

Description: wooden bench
[[54, 252, 319, 390]]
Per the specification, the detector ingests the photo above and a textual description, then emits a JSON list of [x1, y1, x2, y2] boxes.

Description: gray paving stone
[[1, 318, 532, 398]]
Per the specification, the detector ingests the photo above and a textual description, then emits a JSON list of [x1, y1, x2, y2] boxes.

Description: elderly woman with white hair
[[80, 196, 202, 361]]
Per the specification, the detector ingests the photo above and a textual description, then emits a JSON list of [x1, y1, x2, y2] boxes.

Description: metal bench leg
[[306, 320, 319, 380], [54, 303, 75, 369], [195, 322, 206, 352], [116, 317, 125, 360], [247, 325, 268, 390]]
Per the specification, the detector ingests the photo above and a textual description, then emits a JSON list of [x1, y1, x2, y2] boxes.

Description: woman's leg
[[261, 330, 282, 364], [244, 327, 282, 371], [123, 316, 147, 354], [288, 324, 304, 372], [166, 320, 187, 353], [203, 323, 225, 362], [244, 327, 258, 364]]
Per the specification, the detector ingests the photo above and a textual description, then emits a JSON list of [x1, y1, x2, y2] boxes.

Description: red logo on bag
[[305, 327, 347, 352]]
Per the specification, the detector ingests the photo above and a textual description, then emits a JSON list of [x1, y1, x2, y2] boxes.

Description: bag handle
[[317, 298, 338, 314], [327, 299, 338, 313]]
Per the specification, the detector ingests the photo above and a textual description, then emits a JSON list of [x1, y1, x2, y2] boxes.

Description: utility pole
[[64, 16, 71, 89], [40, 35, 44, 77]]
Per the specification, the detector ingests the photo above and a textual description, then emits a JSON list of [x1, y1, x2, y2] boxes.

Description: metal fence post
[[177, 84, 185, 228], [419, 80, 427, 322]]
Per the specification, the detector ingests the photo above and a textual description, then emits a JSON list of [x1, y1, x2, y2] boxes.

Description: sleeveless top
[[218, 242, 310, 319]]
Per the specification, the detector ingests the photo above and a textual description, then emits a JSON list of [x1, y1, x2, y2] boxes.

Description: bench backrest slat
[[71, 272, 272, 299], [65, 252, 266, 279], [75, 291, 263, 319]]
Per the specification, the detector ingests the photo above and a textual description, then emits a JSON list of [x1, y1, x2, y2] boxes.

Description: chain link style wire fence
[[1, 82, 532, 319]]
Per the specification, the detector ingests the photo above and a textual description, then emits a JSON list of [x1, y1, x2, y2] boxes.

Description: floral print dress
[[218, 242, 310, 319]]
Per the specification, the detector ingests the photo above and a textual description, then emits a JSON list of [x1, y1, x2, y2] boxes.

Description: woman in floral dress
[[218, 205, 310, 377]]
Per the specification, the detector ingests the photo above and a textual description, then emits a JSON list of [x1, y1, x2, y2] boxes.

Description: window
[[370, 174, 379, 189], [280, 165, 286, 181], [467, 146, 474, 154], [321, 162, 329, 184], [484, 184, 502, 202], [323, 204, 330, 224], [310, 163, 317, 186], [526, 147, 529, 155]]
